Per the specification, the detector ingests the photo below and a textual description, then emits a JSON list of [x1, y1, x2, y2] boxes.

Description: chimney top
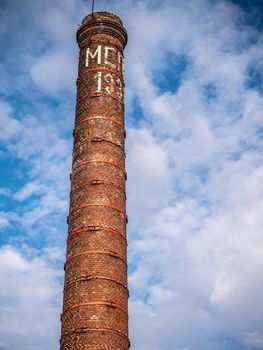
[[77, 11, 128, 49], [82, 11, 124, 26]]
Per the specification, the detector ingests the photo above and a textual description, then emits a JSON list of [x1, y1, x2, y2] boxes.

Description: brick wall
[[60, 12, 129, 350]]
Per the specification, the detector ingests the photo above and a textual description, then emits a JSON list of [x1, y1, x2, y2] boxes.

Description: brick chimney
[[60, 12, 129, 350]]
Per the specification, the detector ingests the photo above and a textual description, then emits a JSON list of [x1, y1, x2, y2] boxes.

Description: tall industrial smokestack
[[60, 12, 129, 350]]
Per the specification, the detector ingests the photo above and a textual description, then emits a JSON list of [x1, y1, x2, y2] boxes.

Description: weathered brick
[[60, 11, 129, 350]]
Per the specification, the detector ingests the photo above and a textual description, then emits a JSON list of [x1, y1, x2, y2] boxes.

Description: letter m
[[85, 45, 102, 67]]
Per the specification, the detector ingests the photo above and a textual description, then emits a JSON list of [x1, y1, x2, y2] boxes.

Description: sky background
[[1, 0, 263, 349]]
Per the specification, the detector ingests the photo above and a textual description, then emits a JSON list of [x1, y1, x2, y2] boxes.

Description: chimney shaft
[[60, 12, 129, 350]]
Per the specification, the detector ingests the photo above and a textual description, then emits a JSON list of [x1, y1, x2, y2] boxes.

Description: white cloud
[[0, 212, 14, 229], [31, 50, 76, 95], [122, 1, 263, 349], [0, 216, 9, 229], [0, 246, 62, 350], [126, 127, 172, 229], [0, 102, 22, 141], [0, 188, 11, 197], [0, 98, 71, 238], [13, 182, 46, 201]]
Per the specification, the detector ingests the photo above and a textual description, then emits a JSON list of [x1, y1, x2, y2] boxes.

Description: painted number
[[86, 44, 124, 100]]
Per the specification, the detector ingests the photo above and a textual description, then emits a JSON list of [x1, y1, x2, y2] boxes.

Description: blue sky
[[1, 0, 263, 349]]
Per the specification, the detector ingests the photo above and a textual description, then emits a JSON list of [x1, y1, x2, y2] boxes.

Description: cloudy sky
[[1, 0, 263, 349]]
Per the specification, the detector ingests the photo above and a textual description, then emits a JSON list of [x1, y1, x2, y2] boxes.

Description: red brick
[[60, 11, 129, 350]]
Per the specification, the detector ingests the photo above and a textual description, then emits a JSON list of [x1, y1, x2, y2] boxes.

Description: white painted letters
[[85, 45, 102, 67], [104, 73, 115, 94], [104, 46, 116, 69], [94, 71, 102, 92], [118, 51, 124, 77], [85, 44, 124, 100], [116, 78, 123, 100]]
